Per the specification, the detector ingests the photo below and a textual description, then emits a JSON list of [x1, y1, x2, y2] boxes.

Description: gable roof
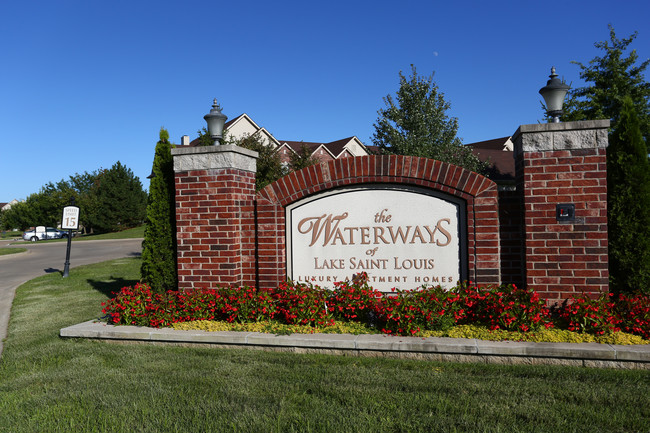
[[224, 113, 246, 129], [188, 113, 280, 147], [224, 113, 263, 132], [279, 140, 335, 157], [324, 137, 363, 157], [282, 141, 335, 160], [188, 113, 260, 146]]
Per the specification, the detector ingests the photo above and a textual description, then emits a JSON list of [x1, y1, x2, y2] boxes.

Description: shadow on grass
[[87, 277, 139, 298], [44, 267, 61, 274]]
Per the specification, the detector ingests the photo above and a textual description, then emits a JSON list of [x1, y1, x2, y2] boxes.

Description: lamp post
[[204, 98, 228, 145], [539, 67, 571, 123]]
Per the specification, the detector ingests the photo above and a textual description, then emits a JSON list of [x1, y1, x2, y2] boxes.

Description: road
[[0, 238, 143, 357]]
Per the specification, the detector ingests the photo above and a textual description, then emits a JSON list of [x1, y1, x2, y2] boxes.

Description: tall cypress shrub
[[607, 96, 650, 294], [140, 128, 178, 293]]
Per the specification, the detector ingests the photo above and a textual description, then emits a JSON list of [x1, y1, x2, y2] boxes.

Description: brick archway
[[251, 155, 500, 289]]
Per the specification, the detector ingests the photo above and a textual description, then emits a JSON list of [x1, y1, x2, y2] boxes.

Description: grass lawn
[[0, 247, 25, 256], [72, 225, 145, 241], [0, 258, 649, 432]]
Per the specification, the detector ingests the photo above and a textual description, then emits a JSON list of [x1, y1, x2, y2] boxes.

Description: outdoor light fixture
[[539, 67, 571, 123], [204, 98, 228, 145]]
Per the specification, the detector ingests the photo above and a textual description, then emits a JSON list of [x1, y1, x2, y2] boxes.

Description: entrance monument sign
[[173, 120, 610, 301]]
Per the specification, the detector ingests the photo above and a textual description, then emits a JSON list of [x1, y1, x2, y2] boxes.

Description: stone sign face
[[61, 205, 80, 230], [286, 185, 466, 291]]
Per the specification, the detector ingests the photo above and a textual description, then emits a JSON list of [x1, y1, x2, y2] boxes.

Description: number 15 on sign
[[62, 206, 80, 230]]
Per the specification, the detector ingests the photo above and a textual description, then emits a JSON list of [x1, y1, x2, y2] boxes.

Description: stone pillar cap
[[172, 144, 259, 173], [512, 119, 610, 155]]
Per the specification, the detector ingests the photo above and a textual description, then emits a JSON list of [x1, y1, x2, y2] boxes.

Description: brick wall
[[498, 187, 525, 287]]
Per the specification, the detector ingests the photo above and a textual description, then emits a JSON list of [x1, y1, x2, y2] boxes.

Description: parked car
[[22, 226, 69, 242]]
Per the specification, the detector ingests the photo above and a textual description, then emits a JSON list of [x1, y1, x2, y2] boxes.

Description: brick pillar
[[512, 120, 610, 302], [172, 145, 258, 290]]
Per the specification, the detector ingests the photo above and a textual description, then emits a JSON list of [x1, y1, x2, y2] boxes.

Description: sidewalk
[[61, 320, 650, 369]]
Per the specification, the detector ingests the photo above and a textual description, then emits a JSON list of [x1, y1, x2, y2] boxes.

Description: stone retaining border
[[60, 321, 650, 369]]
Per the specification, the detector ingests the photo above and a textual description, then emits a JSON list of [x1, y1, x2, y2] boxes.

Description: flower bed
[[101, 274, 650, 342]]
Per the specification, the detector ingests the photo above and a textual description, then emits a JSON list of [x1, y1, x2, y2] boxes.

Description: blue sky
[[2, 0, 649, 202]]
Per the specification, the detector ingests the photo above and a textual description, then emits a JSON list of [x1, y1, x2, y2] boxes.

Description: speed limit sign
[[61, 205, 80, 230]]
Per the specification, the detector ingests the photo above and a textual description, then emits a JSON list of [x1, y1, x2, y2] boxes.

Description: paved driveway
[[0, 238, 143, 356]]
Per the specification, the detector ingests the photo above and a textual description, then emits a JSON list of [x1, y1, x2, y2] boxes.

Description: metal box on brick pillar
[[512, 119, 610, 301]]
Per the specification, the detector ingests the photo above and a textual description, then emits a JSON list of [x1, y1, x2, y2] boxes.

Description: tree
[[607, 97, 650, 294], [0, 200, 33, 231], [87, 161, 147, 233], [140, 128, 178, 293], [289, 143, 319, 172], [226, 132, 286, 191], [561, 25, 650, 150], [197, 126, 286, 189], [0, 179, 82, 231], [67, 170, 101, 234], [195, 126, 214, 146], [372, 65, 486, 173], [559, 25, 650, 292], [0, 167, 143, 234]]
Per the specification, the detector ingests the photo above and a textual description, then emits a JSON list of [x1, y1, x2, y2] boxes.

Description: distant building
[[1, 199, 19, 212], [185, 113, 369, 164], [182, 113, 513, 181]]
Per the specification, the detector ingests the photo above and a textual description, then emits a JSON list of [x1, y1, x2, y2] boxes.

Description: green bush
[[607, 96, 650, 294], [140, 128, 178, 293]]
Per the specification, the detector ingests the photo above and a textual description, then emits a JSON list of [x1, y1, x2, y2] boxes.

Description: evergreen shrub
[[140, 128, 178, 293], [607, 97, 650, 294]]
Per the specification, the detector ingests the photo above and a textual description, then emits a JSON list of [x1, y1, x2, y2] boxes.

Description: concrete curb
[[60, 321, 650, 369]]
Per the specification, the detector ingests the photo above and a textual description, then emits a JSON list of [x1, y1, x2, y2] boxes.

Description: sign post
[[61, 202, 80, 278]]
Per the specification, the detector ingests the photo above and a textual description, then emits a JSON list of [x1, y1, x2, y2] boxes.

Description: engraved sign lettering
[[287, 187, 465, 292]]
